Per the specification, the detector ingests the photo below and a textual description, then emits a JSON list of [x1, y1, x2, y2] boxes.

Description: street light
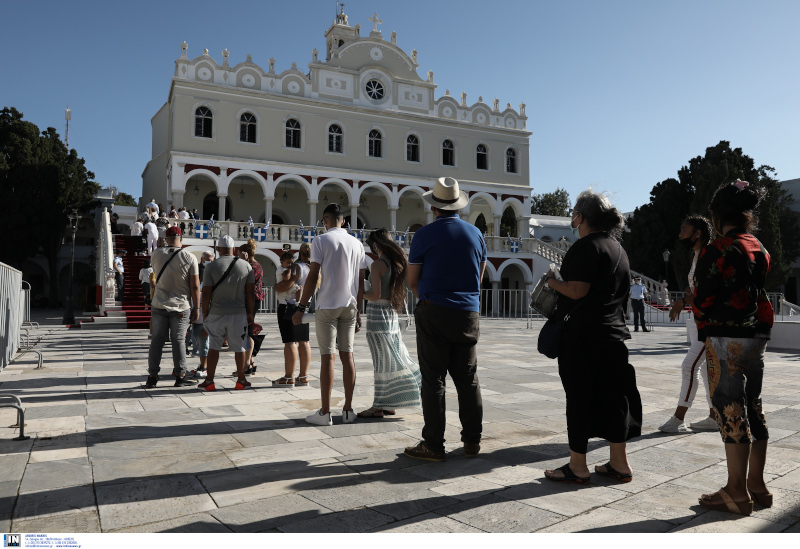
[[62, 210, 80, 326], [211, 224, 222, 258], [662, 249, 671, 287]]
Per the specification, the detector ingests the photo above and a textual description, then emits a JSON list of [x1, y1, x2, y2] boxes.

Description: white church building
[[140, 7, 569, 311]]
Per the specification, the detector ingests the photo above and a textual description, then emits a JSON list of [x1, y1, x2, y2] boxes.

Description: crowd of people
[[137, 177, 773, 516]]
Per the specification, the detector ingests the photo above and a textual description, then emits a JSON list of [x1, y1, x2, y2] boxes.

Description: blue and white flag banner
[[253, 226, 265, 242], [196, 224, 209, 239]]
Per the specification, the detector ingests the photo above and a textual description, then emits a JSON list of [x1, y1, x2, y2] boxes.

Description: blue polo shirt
[[408, 215, 487, 312]]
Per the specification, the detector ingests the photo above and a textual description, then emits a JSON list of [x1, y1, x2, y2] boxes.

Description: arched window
[[506, 148, 517, 173], [240, 113, 256, 143], [406, 134, 420, 162], [442, 139, 455, 166], [195, 107, 212, 138], [368, 129, 382, 158], [285, 119, 301, 148], [476, 144, 488, 170], [328, 124, 343, 153]]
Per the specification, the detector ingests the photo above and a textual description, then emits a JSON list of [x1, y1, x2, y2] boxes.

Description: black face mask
[[679, 237, 695, 249]]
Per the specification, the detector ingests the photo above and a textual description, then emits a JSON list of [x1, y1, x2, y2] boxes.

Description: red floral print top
[[693, 229, 773, 341], [249, 260, 265, 301]]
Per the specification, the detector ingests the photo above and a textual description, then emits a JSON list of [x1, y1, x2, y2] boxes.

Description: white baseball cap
[[219, 235, 236, 248]]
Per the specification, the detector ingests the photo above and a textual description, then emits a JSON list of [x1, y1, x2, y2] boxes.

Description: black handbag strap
[[156, 250, 182, 284], [563, 240, 622, 321], [211, 257, 239, 293]]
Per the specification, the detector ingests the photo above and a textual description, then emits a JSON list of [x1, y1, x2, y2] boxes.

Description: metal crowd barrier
[[1, 262, 23, 371]]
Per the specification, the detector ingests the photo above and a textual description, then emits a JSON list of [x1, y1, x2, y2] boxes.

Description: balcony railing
[[178, 220, 424, 249]]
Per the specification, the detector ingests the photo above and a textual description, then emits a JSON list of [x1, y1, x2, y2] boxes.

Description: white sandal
[[295, 375, 310, 387], [271, 376, 294, 388]]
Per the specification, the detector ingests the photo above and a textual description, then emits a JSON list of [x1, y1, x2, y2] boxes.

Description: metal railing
[[0, 393, 30, 441], [0, 262, 23, 371], [20, 281, 38, 329]]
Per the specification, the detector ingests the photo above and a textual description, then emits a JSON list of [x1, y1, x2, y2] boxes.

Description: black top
[[556, 232, 631, 341]]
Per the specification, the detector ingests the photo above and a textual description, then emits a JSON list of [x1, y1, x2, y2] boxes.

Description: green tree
[[531, 188, 571, 217], [1, 107, 100, 304], [624, 141, 799, 290], [500, 206, 518, 238], [113, 190, 137, 207]]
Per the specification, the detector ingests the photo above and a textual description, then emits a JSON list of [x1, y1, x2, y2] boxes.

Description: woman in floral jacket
[[693, 180, 774, 515]]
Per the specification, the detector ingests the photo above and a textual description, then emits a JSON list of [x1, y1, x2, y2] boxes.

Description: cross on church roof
[[369, 12, 382, 32]]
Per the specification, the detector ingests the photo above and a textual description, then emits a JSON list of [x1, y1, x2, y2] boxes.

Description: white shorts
[[203, 313, 252, 353]]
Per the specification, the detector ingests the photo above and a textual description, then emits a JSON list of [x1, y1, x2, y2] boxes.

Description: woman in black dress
[[543, 190, 642, 485]]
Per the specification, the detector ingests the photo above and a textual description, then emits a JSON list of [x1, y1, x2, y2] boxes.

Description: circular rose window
[[365, 79, 385, 100]]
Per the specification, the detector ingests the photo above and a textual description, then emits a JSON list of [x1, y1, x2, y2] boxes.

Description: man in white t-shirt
[[146, 199, 159, 216], [177, 207, 190, 220], [144, 218, 159, 255], [293, 203, 366, 426]]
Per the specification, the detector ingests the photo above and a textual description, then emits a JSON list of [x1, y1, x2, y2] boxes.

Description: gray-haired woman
[[542, 190, 642, 485]]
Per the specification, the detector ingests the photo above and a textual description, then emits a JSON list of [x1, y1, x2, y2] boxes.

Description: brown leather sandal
[[749, 490, 773, 508], [698, 488, 753, 515]]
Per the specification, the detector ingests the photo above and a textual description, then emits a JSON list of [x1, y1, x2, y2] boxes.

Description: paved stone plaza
[[1, 312, 799, 533]]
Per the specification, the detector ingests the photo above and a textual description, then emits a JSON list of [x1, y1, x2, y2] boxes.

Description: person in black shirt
[[543, 190, 642, 485]]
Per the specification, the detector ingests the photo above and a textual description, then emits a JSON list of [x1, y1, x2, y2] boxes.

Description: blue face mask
[[571, 214, 581, 238]]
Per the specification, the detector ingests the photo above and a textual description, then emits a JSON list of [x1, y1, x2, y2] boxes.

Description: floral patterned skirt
[[705, 336, 768, 444]]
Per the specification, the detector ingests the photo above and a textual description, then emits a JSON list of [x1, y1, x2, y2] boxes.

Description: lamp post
[[62, 210, 80, 325], [211, 224, 222, 258], [662, 249, 671, 287]]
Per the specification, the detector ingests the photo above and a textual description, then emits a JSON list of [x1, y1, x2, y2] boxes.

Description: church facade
[[142, 8, 538, 296]]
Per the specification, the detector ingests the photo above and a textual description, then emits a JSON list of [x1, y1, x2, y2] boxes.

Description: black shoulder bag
[[155, 249, 182, 284], [211, 257, 239, 293], [537, 241, 622, 359]]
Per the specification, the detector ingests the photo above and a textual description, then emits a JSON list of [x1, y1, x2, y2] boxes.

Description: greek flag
[[253, 226, 265, 241], [208, 214, 215, 227], [303, 226, 315, 243], [195, 224, 209, 239], [248, 217, 255, 229], [510, 238, 520, 253]]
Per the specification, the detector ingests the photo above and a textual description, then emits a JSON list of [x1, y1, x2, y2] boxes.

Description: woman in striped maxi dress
[[358, 229, 421, 418]]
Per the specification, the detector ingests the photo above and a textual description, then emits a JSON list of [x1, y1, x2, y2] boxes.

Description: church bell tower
[[324, 3, 358, 61]]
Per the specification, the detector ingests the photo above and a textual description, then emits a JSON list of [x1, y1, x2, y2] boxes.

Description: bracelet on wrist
[[296, 303, 308, 312]]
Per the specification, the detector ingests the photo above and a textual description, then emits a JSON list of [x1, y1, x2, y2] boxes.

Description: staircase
[[79, 235, 151, 330], [115, 235, 151, 329]]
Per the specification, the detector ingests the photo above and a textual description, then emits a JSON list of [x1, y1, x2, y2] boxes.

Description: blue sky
[[3, 0, 798, 213]]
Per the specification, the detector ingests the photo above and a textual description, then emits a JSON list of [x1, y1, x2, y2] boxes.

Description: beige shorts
[[203, 313, 252, 353], [315, 304, 358, 355]]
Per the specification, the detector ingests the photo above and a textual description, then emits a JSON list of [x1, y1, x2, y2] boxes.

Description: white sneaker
[[690, 416, 719, 431], [658, 415, 690, 433], [305, 409, 332, 426], [342, 409, 356, 424]]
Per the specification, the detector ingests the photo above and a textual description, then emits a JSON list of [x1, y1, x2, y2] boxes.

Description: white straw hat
[[422, 177, 469, 210]]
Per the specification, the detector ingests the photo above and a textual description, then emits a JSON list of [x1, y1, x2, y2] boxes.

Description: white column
[[218, 194, 228, 221], [491, 281, 500, 316], [265, 197, 273, 225], [308, 201, 318, 227], [389, 207, 398, 231], [350, 204, 358, 229], [493, 214, 502, 237], [171, 190, 185, 209], [520, 215, 531, 238]]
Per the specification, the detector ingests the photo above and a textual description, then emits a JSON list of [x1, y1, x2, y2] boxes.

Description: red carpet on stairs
[[114, 235, 152, 329]]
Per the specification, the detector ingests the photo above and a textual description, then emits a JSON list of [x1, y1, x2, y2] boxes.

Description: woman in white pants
[[659, 216, 716, 433]]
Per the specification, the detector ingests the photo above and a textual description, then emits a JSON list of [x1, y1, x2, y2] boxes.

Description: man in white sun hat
[[404, 177, 487, 462]]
